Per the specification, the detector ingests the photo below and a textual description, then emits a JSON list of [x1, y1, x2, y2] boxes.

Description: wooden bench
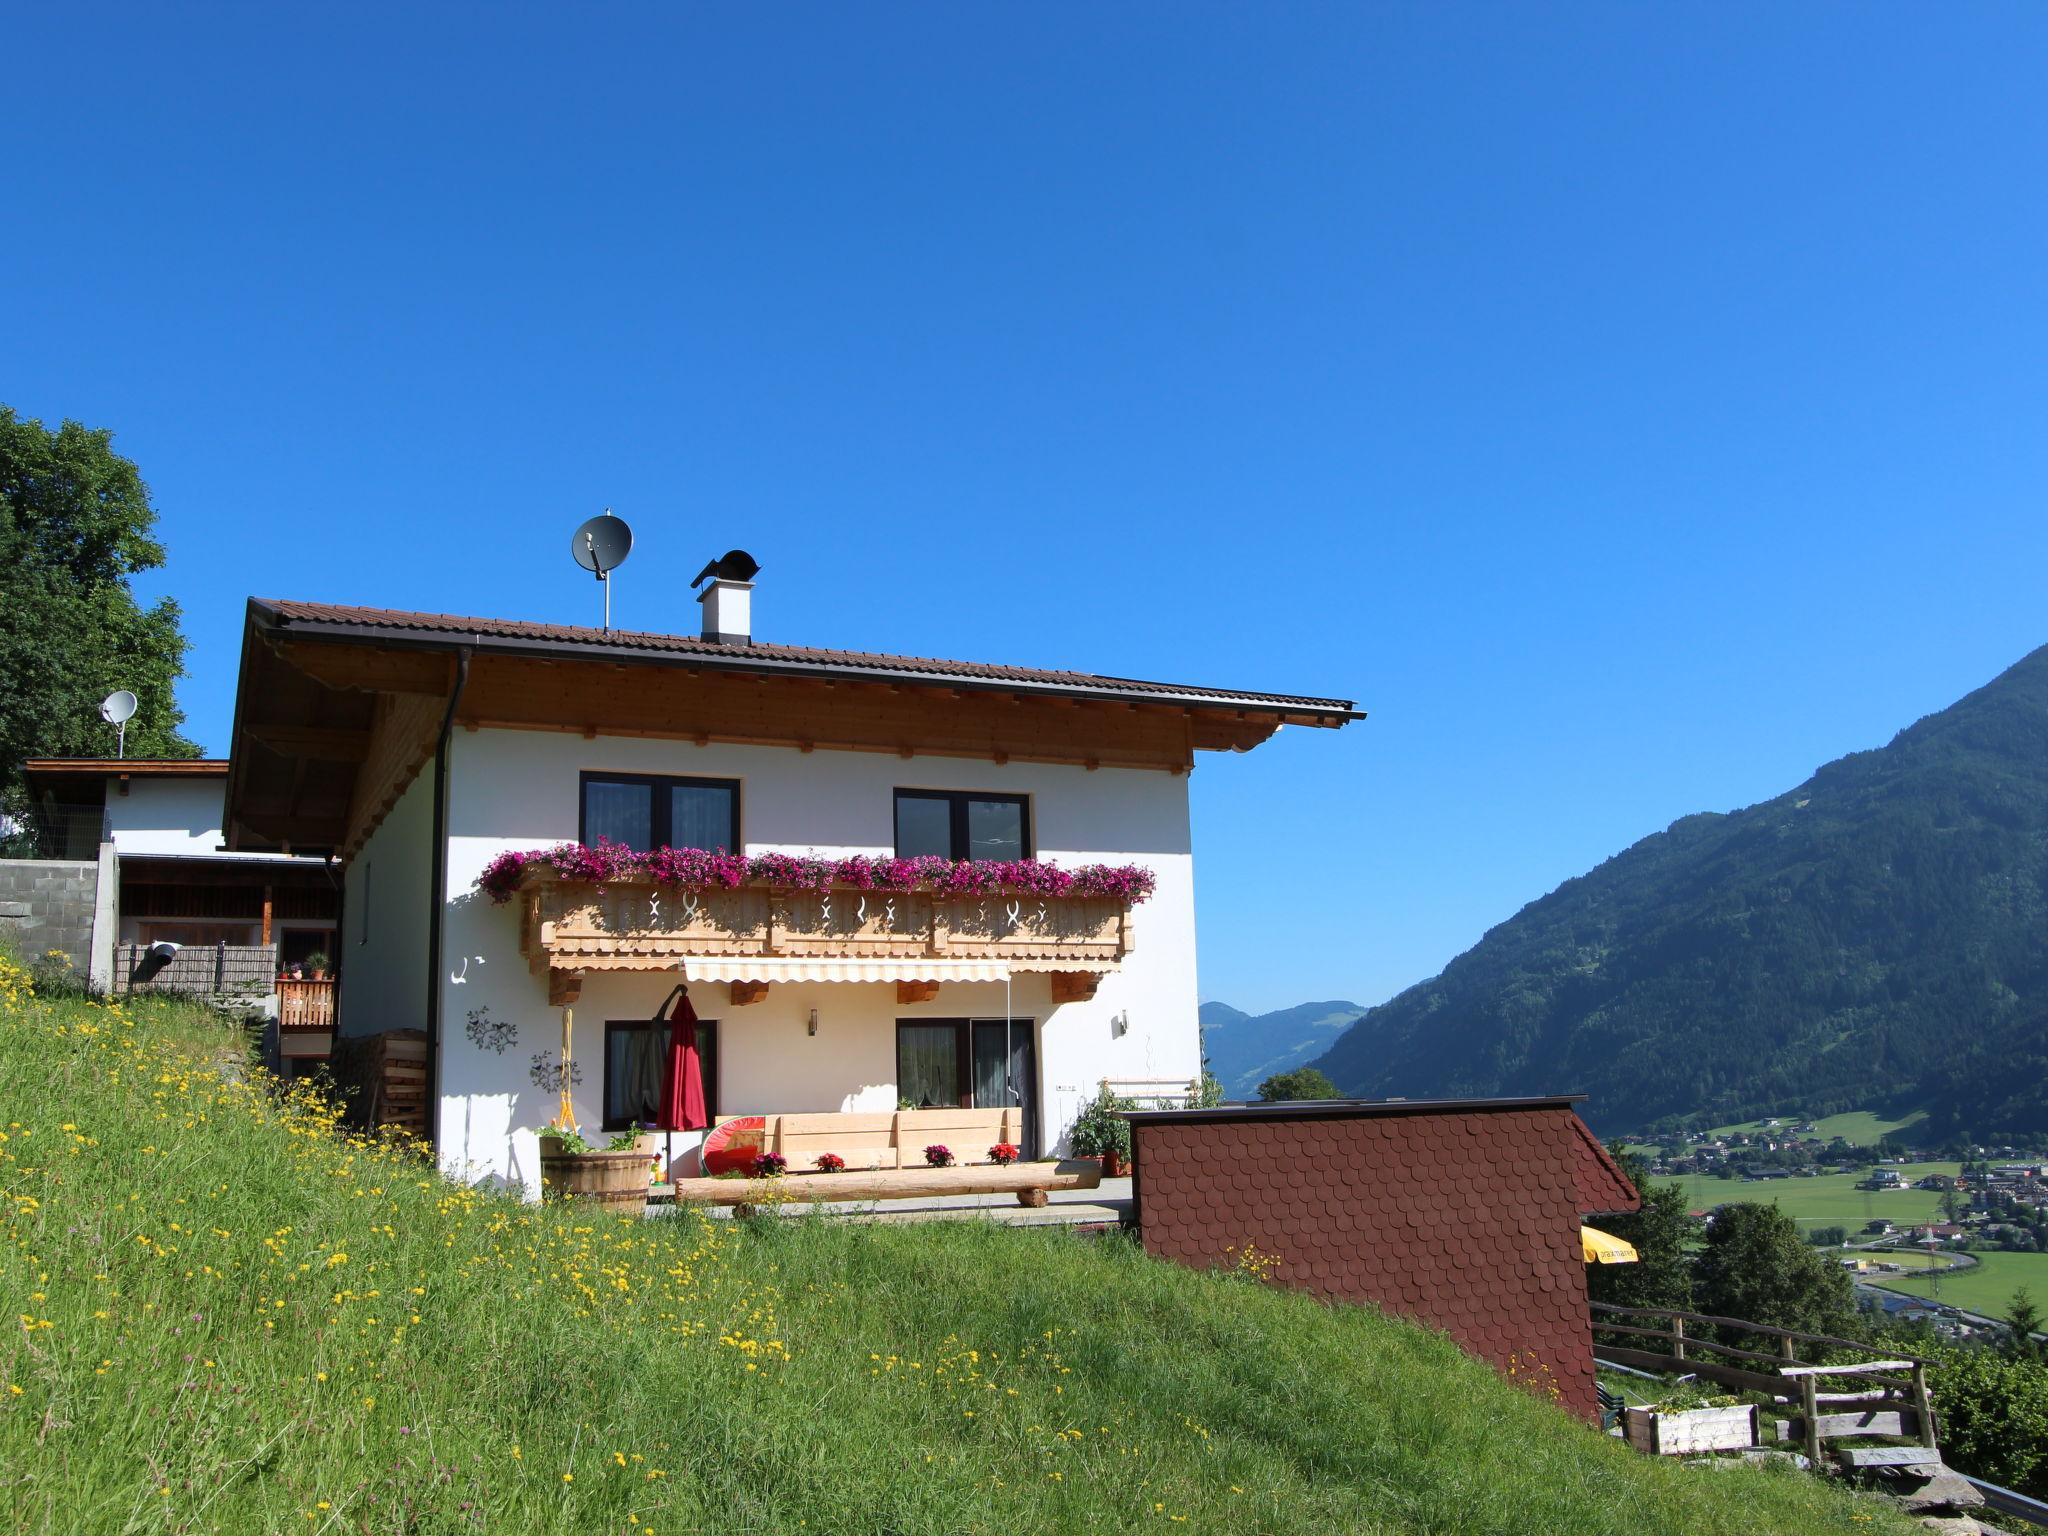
[[672, 1107, 1097, 1211], [714, 1106, 1028, 1172]]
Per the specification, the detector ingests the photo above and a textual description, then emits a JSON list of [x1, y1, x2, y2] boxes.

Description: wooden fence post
[[214, 939, 226, 990], [1910, 1361, 1937, 1449], [1671, 1315, 1687, 1364]]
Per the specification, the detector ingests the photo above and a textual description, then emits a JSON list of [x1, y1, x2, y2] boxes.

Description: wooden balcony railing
[[279, 977, 336, 1030], [515, 872, 1135, 983]]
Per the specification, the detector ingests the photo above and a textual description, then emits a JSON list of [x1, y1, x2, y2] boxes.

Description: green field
[[1863, 1251, 2048, 1324], [1701, 1109, 1929, 1147], [1671, 1166, 1963, 1232], [0, 953, 1919, 1535]]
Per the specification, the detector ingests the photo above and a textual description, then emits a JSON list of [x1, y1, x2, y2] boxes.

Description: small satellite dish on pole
[[100, 690, 138, 760], [571, 511, 634, 632]]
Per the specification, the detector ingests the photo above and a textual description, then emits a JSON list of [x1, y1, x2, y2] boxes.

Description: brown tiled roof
[[1128, 1099, 1633, 1421], [251, 599, 1359, 718], [1569, 1114, 1642, 1217]]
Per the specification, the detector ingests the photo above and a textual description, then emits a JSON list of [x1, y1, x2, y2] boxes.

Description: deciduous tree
[[1693, 1202, 1856, 1346], [1256, 1067, 1338, 1102], [0, 408, 196, 821]]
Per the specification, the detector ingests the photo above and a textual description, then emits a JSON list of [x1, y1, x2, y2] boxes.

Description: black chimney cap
[[691, 549, 762, 588]]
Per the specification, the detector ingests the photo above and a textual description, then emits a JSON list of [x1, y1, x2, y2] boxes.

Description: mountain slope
[[1315, 644, 2048, 1137], [1201, 999, 1367, 1097]]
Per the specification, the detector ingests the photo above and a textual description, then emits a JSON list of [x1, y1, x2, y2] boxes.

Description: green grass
[[0, 966, 1918, 1534], [1862, 1251, 2048, 1324], [1670, 1168, 1963, 1232], [1700, 1109, 1928, 1147]]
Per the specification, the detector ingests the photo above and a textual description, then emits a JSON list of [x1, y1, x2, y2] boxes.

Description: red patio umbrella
[[657, 989, 708, 1133]]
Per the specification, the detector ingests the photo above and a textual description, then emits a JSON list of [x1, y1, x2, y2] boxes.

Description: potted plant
[[1069, 1085, 1136, 1176], [924, 1144, 955, 1168], [815, 1152, 846, 1173], [303, 951, 330, 981], [536, 1123, 654, 1217], [987, 1143, 1020, 1165]]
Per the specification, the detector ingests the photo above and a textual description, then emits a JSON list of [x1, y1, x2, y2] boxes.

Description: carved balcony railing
[[514, 871, 1135, 983]]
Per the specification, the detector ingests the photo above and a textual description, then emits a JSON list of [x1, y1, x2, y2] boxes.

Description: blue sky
[[7, 6, 2046, 1013]]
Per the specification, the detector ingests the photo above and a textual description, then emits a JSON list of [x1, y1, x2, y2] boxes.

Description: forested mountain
[[1313, 645, 2048, 1138], [1200, 999, 1366, 1099]]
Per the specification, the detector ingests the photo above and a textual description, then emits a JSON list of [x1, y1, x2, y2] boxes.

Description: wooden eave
[[224, 599, 1361, 860]]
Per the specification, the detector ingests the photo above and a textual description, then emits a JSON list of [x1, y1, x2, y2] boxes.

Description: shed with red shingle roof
[[1125, 1096, 1639, 1421]]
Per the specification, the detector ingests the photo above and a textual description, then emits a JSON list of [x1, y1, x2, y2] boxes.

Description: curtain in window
[[898, 1024, 959, 1110], [585, 781, 654, 851], [670, 783, 735, 851], [607, 1024, 665, 1128]]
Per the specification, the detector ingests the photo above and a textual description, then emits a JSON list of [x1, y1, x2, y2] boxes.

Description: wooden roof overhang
[[224, 599, 1362, 860]]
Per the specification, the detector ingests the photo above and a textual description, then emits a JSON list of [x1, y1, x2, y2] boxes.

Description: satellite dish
[[570, 512, 634, 631], [100, 689, 138, 759], [690, 549, 762, 588]]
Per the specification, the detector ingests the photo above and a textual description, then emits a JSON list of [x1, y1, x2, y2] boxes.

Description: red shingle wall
[[1131, 1106, 1616, 1420]]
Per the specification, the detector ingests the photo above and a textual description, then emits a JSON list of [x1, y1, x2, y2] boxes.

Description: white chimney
[[698, 579, 753, 645]]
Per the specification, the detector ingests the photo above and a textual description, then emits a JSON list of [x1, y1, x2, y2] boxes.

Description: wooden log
[[1778, 1361, 1917, 1378], [1836, 1446, 1943, 1470], [670, 1158, 1102, 1208]]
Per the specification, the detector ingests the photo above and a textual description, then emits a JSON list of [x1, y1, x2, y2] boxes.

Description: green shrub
[[1924, 1345, 2048, 1495]]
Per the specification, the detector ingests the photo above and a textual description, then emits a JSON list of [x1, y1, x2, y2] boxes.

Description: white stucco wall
[[337, 765, 435, 1041], [105, 776, 304, 863], [432, 728, 1201, 1193], [105, 778, 229, 856]]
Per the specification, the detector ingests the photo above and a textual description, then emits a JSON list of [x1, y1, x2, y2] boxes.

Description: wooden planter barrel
[[539, 1147, 651, 1217]]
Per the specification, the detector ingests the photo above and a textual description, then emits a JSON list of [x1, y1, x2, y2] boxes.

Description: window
[[893, 790, 1030, 862], [579, 773, 741, 853], [603, 1017, 719, 1132]]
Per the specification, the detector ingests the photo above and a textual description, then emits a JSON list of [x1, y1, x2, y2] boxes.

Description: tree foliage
[[1256, 1067, 1339, 1102], [1314, 643, 2048, 1138], [1586, 1150, 1695, 1314], [0, 407, 197, 813], [1693, 1203, 1856, 1346]]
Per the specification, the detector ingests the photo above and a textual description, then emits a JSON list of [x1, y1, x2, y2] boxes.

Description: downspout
[[425, 646, 473, 1153]]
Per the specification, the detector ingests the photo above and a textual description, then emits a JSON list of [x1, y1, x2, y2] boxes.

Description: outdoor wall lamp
[[807, 1008, 819, 1037]]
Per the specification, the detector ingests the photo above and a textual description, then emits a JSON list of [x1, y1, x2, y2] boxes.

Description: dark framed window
[[580, 772, 741, 853], [602, 1017, 719, 1132], [893, 789, 1030, 862]]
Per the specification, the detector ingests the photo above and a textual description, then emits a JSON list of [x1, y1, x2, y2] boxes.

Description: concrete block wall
[[0, 859, 102, 977]]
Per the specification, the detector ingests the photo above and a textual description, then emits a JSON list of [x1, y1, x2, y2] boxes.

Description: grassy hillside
[[1316, 642, 2048, 1136], [0, 961, 1915, 1534]]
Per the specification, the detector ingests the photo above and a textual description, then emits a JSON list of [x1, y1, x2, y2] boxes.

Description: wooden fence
[[278, 977, 335, 1029], [1591, 1302, 1937, 1468], [114, 941, 275, 999]]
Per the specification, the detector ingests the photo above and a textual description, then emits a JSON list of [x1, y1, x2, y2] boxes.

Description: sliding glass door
[[895, 1018, 1038, 1159]]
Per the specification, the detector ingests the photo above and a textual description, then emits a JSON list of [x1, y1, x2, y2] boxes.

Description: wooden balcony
[[514, 871, 1134, 1000]]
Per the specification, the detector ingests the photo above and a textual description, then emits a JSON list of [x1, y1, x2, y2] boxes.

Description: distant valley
[[1199, 999, 1366, 1099]]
